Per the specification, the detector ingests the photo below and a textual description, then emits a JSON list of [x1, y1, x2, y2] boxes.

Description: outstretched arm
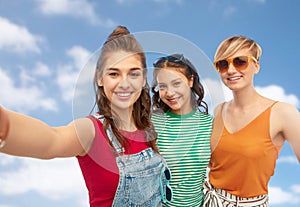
[[0, 107, 95, 159], [275, 102, 300, 162]]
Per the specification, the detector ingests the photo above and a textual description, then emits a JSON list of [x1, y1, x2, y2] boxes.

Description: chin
[[169, 106, 180, 112]]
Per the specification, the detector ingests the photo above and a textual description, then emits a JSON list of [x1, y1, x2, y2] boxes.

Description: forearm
[[1, 109, 60, 159]]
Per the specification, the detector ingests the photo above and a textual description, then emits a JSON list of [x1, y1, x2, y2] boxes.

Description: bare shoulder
[[69, 117, 96, 156], [71, 117, 95, 139], [271, 101, 300, 136], [272, 101, 299, 117], [213, 102, 226, 116], [272, 102, 300, 162], [72, 117, 94, 127]]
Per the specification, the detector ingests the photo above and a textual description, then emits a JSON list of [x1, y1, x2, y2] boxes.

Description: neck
[[112, 107, 136, 132], [231, 87, 261, 109]]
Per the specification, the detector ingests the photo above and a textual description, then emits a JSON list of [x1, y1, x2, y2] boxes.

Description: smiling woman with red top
[[203, 36, 300, 207], [0, 26, 172, 207]]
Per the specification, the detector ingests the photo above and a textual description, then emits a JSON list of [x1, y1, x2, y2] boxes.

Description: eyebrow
[[106, 67, 143, 71], [158, 78, 182, 84], [171, 78, 182, 82]]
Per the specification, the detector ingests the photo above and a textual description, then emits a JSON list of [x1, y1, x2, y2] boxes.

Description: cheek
[[102, 80, 116, 96], [220, 75, 228, 83], [131, 78, 145, 89], [158, 90, 166, 98], [176, 84, 190, 94], [103, 87, 112, 100]]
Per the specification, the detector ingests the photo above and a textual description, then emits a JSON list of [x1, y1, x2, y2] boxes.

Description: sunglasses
[[214, 55, 257, 73], [153, 54, 190, 70], [161, 166, 173, 202]]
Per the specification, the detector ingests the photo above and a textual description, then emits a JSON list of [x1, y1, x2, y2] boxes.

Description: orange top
[[209, 102, 282, 198]]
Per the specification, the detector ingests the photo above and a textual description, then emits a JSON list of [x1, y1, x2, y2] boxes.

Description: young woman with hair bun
[[0, 26, 172, 207]]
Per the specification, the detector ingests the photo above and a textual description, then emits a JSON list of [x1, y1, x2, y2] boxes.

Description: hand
[[0, 106, 9, 148]]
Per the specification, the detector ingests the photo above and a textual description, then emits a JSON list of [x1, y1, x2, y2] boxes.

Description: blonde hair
[[214, 36, 262, 62]]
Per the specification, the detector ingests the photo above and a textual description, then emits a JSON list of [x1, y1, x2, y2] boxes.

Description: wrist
[[0, 106, 9, 148]]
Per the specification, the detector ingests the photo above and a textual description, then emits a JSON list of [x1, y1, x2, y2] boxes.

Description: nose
[[118, 76, 130, 89], [227, 62, 237, 73], [165, 87, 175, 97]]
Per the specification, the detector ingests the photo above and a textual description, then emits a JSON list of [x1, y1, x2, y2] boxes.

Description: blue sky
[[0, 0, 299, 206]]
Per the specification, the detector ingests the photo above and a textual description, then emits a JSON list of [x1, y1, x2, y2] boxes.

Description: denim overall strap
[[93, 114, 172, 206], [113, 148, 170, 207], [92, 114, 124, 154]]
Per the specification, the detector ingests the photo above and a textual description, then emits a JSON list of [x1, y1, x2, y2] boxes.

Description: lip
[[114, 92, 133, 100], [166, 97, 179, 105], [227, 75, 242, 81]]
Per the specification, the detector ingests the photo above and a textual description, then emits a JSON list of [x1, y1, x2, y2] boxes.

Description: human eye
[[129, 68, 143, 78], [108, 72, 119, 77], [105, 68, 120, 78], [129, 71, 142, 78], [173, 81, 182, 87], [158, 84, 167, 90]]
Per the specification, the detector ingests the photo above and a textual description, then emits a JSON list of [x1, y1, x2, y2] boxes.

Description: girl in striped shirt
[[151, 54, 214, 206]]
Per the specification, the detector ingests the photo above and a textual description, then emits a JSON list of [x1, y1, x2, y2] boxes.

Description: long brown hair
[[93, 26, 158, 153]]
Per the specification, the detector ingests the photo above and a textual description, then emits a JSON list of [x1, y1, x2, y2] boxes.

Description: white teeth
[[117, 93, 130, 97], [229, 77, 240, 80]]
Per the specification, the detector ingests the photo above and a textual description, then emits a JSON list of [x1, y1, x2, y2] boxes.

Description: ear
[[188, 75, 194, 88], [96, 70, 103, 87], [97, 79, 103, 87], [254, 61, 260, 74]]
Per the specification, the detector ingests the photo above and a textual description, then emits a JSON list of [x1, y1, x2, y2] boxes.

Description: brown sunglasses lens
[[233, 56, 248, 69], [215, 60, 229, 73], [216, 56, 249, 73]]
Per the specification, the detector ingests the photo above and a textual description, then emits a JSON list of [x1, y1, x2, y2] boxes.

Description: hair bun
[[107, 25, 130, 42]]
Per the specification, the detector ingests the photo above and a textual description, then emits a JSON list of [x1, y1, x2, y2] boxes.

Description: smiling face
[[156, 67, 193, 115], [220, 48, 260, 92], [214, 36, 262, 93], [98, 51, 146, 114]]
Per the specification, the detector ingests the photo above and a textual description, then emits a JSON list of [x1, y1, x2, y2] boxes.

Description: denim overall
[[94, 115, 172, 207]]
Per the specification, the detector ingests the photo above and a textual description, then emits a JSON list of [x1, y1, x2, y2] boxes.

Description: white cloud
[[277, 155, 298, 164], [0, 156, 88, 203], [291, 185, 300, 194], [0, 68, 57, 112], [67, 46, 92, 70], [33, 62, 52, 77], [56, 46, 92, 102], [0, 154, 16, 166], [35, 0, 116, 26], [269, 186, 300, 205], [0, 17, 43, 54], [56, 64, 80, 102], [0, 204, 14, 207], [256, 85, 300, 108], [218, 84, 300, 109]]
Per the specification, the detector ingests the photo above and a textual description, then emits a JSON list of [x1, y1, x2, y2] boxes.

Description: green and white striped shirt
[[152, 110, 213, 207]]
